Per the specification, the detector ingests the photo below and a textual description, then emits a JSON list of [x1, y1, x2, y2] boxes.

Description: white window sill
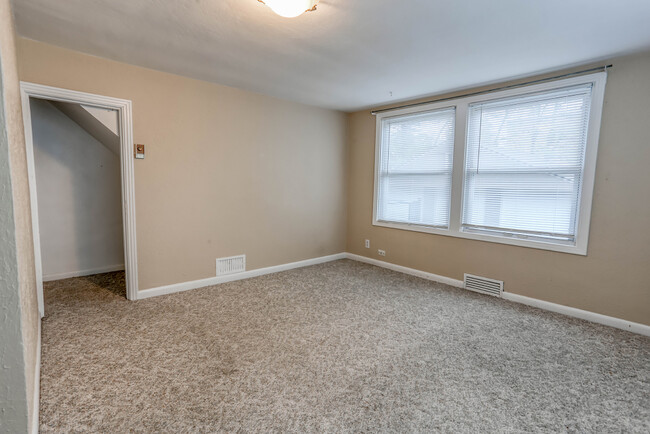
[[372, 220, 588, 255]]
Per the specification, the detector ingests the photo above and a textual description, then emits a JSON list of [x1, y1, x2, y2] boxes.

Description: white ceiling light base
[[258, 0, 319, 18]]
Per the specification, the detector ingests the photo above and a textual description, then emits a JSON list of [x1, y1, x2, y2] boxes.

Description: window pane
[[462, 84, 593, 242], [377, 107, 455, 228], [379, 174, 451, 226]]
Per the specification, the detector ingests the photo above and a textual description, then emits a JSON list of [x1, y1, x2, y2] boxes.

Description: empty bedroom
[[0, 0, 648, 432]]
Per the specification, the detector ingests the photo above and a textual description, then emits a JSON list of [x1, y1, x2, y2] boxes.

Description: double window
[[373, 73, 606, 255]]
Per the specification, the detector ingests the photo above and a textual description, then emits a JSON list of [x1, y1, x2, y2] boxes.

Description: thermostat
[[134, 144, 145, 159]]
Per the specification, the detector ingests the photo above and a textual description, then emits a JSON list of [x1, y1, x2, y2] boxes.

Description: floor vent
[[216, 255, 246, 276], [464, 273, 503, 297]]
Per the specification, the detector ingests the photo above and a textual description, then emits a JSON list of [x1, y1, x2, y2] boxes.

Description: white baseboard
[[344, 253, 650, 337], [31, 318, 41, 434], [138, 253, 347, 300], [42, 264, 125, 282], [501, 292, 650, 337], [344, 253, 464, 288], [135, 251, 649, 336]]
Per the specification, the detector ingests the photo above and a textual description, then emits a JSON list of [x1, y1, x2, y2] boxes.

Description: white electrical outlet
[[365, 239, 370, 248], [378, 249, 386, 256]]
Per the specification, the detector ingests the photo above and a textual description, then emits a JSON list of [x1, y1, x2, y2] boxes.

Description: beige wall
[[12, 32, 650, 327], [0, 0, 39, 432], [17, 37, 347, 291], [347, 52, 650, 326]]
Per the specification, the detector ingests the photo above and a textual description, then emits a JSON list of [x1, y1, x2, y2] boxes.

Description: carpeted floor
[[40, 260, 649, 432]]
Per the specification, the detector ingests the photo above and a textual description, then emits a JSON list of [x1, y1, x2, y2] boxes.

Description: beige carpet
[[40, 260, 649, 432]]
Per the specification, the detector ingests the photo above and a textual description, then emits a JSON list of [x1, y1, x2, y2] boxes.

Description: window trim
[[372, 72, 607, 255]]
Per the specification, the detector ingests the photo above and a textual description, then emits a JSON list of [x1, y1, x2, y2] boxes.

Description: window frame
[[372, 72, 607, 255]]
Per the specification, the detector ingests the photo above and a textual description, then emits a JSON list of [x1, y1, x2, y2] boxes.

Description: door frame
[[20, 82, 139, 315]]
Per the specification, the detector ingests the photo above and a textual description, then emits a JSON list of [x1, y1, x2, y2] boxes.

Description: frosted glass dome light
[[258, 0, 320, 18]]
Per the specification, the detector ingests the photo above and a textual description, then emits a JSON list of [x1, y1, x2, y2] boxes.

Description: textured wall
[[0, 43, 29, 434], [0, 0, 39, 432], [31, 99, 124, 279], [17, 38, 348, 291], [346, 51, 650, 326]]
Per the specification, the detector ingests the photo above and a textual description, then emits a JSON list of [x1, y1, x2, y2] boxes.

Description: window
[[462, 84, 592, 244], [376, 107, 455, 228], [373, 73, 606, 255]]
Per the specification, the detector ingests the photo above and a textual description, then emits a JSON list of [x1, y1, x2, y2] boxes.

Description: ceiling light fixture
[[258, 0, 319, 18]]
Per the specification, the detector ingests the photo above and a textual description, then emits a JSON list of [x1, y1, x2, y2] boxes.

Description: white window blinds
[[377, 108, 455, 228], [462, 84, 593, 244]]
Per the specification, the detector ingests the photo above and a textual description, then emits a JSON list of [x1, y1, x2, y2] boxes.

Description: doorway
[[20, 82, 138, 316]]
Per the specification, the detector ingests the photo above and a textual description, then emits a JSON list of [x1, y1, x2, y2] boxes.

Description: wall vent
[[464, 273, 503, 297], [216, 255, 246, 276]]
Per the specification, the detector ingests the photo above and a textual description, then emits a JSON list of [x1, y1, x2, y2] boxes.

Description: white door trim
[[20, 82, 138, 315]]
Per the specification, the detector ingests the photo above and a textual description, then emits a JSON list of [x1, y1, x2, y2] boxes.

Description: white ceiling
[[11, 0, 650, 111]]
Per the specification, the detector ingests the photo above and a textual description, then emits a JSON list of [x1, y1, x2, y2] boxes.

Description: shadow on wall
[[29, 97, 124, 281]]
